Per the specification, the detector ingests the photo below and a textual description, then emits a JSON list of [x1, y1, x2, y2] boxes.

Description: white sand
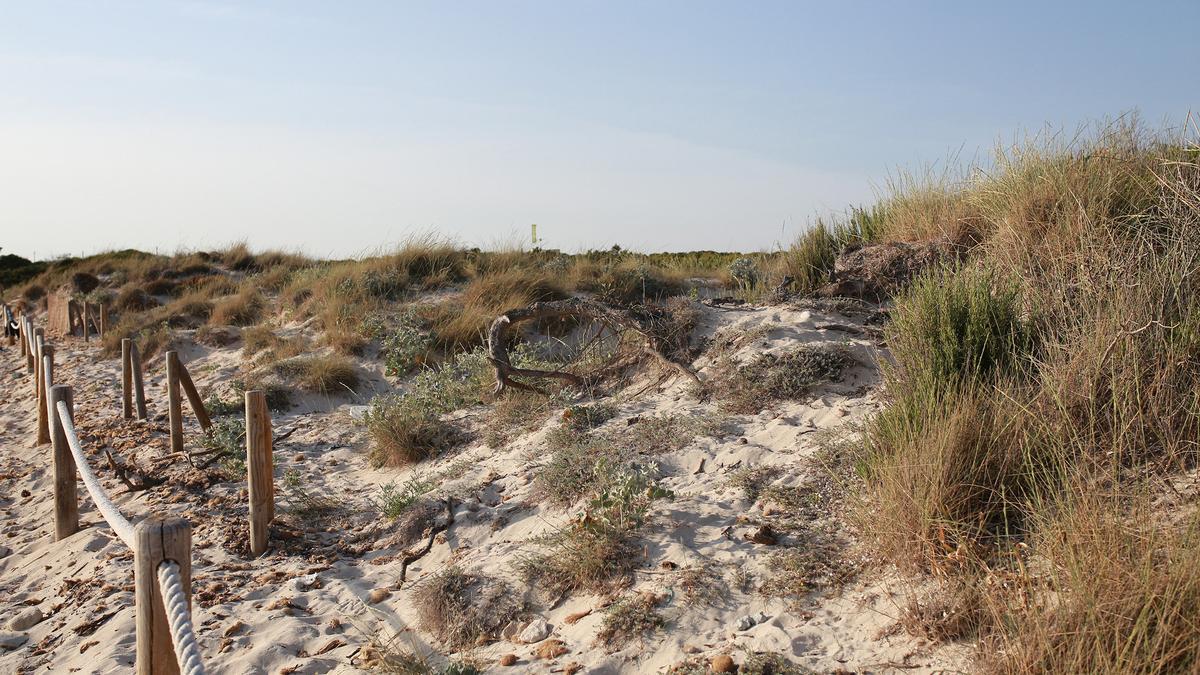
[[0, 301, 970, 673]]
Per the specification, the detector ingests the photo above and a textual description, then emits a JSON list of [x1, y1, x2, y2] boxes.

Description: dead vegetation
[[595, 592, 665, 646], [711, 344, 854, 413], [412, 568, 523, 651]]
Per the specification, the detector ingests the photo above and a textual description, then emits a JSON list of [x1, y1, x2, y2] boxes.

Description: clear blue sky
[[2, 1, 1197, 260]]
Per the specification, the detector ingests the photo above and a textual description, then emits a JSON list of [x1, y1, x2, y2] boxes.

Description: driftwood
[[104, 449, 165, 493], [486, 297, 700, 395], [399, 497, 456, 582]]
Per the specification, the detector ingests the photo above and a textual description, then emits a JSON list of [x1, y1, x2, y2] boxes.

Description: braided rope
[[157, 561, 207, 675], [44, 338, 207, 674], [54, 399, 135, 546]]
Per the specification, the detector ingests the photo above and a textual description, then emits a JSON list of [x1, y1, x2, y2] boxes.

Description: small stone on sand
[[711, 654, 737, 673]]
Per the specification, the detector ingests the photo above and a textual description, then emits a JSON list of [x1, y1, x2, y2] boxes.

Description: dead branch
[[399, 497, 456, 582], [104, 449, 165, 493], [486, 297, 700, 395]]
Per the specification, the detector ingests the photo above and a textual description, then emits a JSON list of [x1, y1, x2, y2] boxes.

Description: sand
[[0, 300, 970, 674]]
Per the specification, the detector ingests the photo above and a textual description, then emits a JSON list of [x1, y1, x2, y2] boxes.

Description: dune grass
[[849, 118, 1200, 671]]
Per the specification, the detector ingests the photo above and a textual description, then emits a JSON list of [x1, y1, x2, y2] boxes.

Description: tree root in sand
[[487, 297, 700, 395], [399, 497, 455, 583], [104, 449, 165, 493]]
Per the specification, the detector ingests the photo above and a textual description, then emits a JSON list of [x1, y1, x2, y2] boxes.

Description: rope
[[45, 343, 208, 674], [54, 399, 135, 546], [157, 561, 207, 675]]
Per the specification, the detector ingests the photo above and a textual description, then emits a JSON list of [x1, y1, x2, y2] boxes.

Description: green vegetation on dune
[[7, 116, 1200, 673], [850, 119, 1200, 673]]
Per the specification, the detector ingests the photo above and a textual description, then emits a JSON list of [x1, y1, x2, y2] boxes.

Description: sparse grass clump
[[759, 540, 854, 600], [209, 286, 264, 326], [715, 345, 854, 413], [520, 464, 671, 598], [412, 568, 523, 651], [364, 396, 455, 466], [115, 284, 156, 312], [374, 476, 434, 519], [483, 390, 560, 448], [726, 466, 779, 502], [561, 402, 617, 432], [278, 354, 359, 395], [623, 414, 723, 455], [280, 469, 338, 520], [535, 428, 624, 506], [596, 592, 665, 646]]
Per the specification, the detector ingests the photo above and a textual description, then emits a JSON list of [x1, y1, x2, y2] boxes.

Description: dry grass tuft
[[596, 592, 665, 646], [277, 354, 359, 395], [714, 345, 854, 414], [849, 118, 1200, 670], [412, 568, 523, 651], [209, 286, 264, 326]]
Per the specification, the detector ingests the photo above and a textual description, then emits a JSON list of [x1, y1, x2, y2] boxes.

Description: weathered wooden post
[[36, 345, 54, 446], [99, 303, 109, 335], [134, 516, 191, 675], [245, 390, 273, 556], [25, 319, 35, 368], [166, 351, 184, 455], [131, 342, 148, 420], [33, 335, 44, 399], [28, 325, 42, 373], [82, 304, 91, 342], [176, 358, 212, 432], [121, 338, 133, 419], [49, 384, 79, 540]]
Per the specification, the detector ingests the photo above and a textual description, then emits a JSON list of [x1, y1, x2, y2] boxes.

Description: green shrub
[[381, 310, 432, 376], [886, 265, 1036, 395], [365, 347, 533, 465], [374, 476, 434, 519]]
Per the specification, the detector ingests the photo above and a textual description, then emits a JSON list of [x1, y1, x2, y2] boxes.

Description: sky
[[1, 1, 1198, 260]]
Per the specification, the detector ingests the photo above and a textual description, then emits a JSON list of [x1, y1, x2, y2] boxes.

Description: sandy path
[[0, 302, 971, 674]]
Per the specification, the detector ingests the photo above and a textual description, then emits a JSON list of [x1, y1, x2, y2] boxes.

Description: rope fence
[[4, 302, 274, 675], [55, 397, 135, 545]]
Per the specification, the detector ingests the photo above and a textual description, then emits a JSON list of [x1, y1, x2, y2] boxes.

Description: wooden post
[[121, 338, 133, 419], [28, 325, 41, 373], [25, 319, 34, 367], [131, 342, 148, 420], [134, 516, 191, 675], [33, 335, 44, 399], [176, 358, 212, 432], [49, 384, 79, 540], [82, 304, 90, 342], [99, 304, 109, 335], [37, 346, 54, 446], [245, 390, 273, 556], [166, 351, 183, 455]]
